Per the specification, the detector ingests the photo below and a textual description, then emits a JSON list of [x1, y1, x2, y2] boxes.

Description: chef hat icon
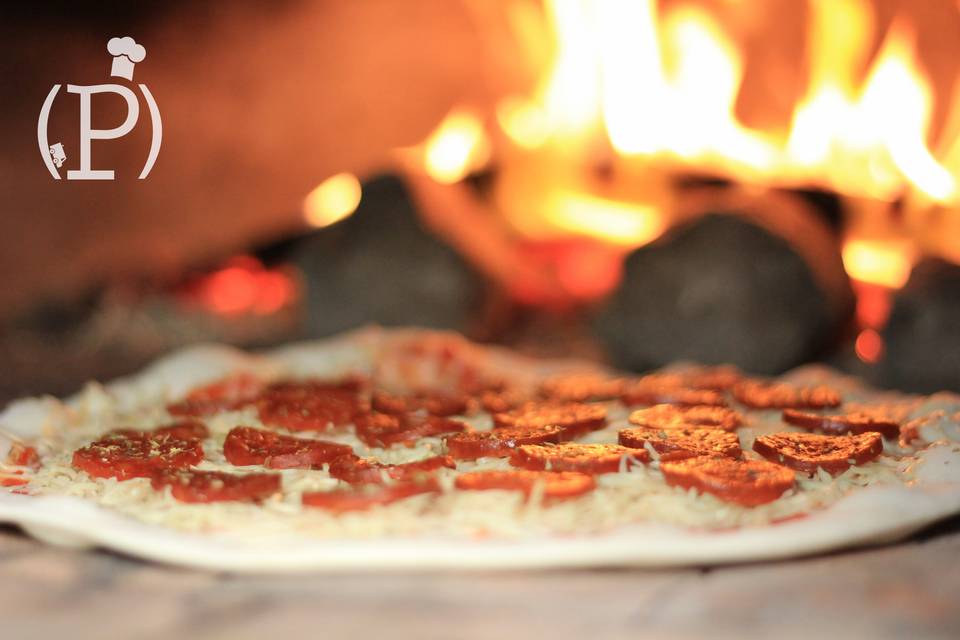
[[107, 36, 146, 81]]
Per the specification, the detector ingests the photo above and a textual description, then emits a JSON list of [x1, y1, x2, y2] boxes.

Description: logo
[[38, 36, 162, 180]]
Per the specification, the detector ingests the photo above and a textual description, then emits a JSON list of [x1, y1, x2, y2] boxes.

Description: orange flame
[[497, 0, 958, 205]]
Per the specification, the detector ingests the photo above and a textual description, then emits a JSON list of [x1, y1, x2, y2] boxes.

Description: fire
[[304, 173, 362, 228], [841, 238, 915, 289], [422, 109, 491, 184], [492, 0, 959, 218]]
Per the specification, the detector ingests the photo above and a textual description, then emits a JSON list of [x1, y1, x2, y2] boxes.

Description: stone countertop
[[0, 519, 957, 640]]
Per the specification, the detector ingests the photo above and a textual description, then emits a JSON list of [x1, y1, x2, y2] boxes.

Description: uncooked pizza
[[1, 328, 959, 571]]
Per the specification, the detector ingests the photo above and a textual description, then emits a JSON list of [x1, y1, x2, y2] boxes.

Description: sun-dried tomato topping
[[509, 443, 648, 474], [328, 454, 455, 484], [492, 402, 607, 440], [302, 479, 440, 513], [752, 432, 883, 475], [445, 426, 564, 460], [618, 427, 742, 461], [1, 476, 29, 487], [371, 390, 470, 417], [628, 404, 742, 432], [257, 381, 367, 432], [538, 374, 623, 402], [167, 373, 265, 417], [454, 469, 595, 499], [5, 442, 39, 468], [781, 409, 900, 439], [111, 420, 210, 442], [355, 413, 467, 448], [732, 380, 841, 410], [660, 456, 796, 507], [151, 469, 281, 503], [72, 432, 204, 481], [223, 426, 352, 469], [620, 380, 727, 408]]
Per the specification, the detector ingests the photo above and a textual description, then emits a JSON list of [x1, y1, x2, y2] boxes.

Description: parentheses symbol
[[38, 85, 61, 179], [138, 84, 162, 179]]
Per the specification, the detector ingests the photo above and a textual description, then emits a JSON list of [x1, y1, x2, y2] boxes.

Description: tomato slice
[[328, 455, 455, 484], [72, 433, 204, 481], [454, 469, 595, 500], [660, 456, 796, 507], [492, 402, 607, 440], [151, 469, 280, 503], [733, 381, 841, 410], [781, 409, 899, 439], [618, 427, 742, 461], [354, 413, 467, 448], [302, 480, 440, 513], [752, 432, 883, 475], [168, 373, 265, 417], [509, 443, 648, 474], [223, 426, 353, 469], [445, 426, 564, 460], [628, 405, 741, 432]]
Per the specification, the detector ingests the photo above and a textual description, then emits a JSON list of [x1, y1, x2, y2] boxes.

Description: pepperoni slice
[[660, 457, 796, 507], [223, 426, 353, 469], [445, 426, 564, 460], [618, 427, 742, 461], [5, 443, 39, 468], [620, 380, 727, 408], [355, 413, 467, 448], [509, 443, 648, 474], [454, 469, 595, 499], [781, 409, 900, 439], [328, 454, 455, 484], [302, 480, 440, 513], [752, 432, 883, 475], [538, 374, 623, 402], [628, 405, 741, 432], [492, 402, 607, 440], [257, 382, 367, 432], [732, 380, 841, 410], [371, 390, 469, 417], [72, 433, 204, 480], [479, 389, 530, 414], [111, 420, 210, 442], [168, 373, 265, 417], [151, 469, 280, 503], [681, 366, 742, 391]]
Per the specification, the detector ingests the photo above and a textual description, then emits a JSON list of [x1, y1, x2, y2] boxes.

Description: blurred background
[[2, 0, 960, 403]]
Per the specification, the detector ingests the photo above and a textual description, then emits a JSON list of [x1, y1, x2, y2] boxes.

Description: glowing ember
[[855, 328, 884, 364], [176, 256, 298, 316], [304, 173, 362, 228]]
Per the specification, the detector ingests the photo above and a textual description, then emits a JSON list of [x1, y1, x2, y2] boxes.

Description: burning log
[[592, 188, 853, 375], [292, 176, 483, 337], [877, 258, 960, 393]]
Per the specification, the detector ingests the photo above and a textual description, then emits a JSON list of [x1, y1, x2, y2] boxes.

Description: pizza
[[1, 327, 959, 571]]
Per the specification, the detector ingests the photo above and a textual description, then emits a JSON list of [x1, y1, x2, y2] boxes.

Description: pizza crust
[[1, 326, 959, 572]]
